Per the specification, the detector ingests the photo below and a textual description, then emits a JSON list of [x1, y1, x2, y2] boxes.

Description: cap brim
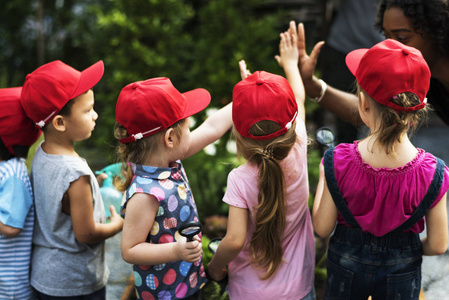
[[72, 60, 104, 99], [182, 88, 211, 118], [345, 49, 369, 76]]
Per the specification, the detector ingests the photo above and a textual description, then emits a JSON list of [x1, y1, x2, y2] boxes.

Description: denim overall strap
[[393, 157, 445, 232], [324, 147, 361, 228]]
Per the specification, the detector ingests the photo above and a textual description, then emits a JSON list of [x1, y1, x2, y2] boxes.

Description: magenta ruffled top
[[333, 141, 449, 236]]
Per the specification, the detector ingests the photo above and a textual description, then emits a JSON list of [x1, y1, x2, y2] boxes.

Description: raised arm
[[183, 102, 232, 159], [275, 24, 305, 122], [291, 21, 361, 125]]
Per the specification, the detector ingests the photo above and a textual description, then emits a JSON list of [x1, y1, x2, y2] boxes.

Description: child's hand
[[109, 205, 124, 230], [96, 173, 108, 187], [239, 60, 251, 80], [176, 235, 202, 263], [206, 264, 227, 282], [275, 29, 299, 69]]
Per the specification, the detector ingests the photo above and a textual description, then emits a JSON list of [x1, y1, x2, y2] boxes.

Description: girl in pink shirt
[[207, 24, 315, 300], [313, 39, 449, 300]]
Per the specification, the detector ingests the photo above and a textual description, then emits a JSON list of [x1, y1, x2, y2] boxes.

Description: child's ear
[[164, 128, 175, 148], [51, 115, 66, 132], [359, 91, 370, 112]]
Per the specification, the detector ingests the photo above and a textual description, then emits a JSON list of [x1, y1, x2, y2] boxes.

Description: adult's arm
[[292, 21, 362, 126]]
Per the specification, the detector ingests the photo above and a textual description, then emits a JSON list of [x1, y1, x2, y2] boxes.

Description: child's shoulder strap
[[393, 156, 446, 232], [323, 147, 361, 228]]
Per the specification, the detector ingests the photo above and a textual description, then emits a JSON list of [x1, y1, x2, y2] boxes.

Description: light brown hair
[[359, 85, 429, 156], [114, 120, 185, 192], [233, 120, 297, 279]]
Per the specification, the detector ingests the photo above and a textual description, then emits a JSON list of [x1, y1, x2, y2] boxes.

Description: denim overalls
[[323, 148, 445, 300]]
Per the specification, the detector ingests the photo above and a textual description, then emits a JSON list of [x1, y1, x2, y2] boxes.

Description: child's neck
[[41, 133, 77, 156], [358, 133, 418, 169], [143, 150, 177, 168]]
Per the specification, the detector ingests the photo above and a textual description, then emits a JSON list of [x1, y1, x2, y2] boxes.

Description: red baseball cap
[[0, 87, 41, 156], [232, 71, 298, 140], [21, 60, 104, 128], [345, 39, 430, 112], [116, 77, 211, 143]]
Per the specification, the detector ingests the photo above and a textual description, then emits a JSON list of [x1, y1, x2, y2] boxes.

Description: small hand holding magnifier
[[179, 221, 202, 242]]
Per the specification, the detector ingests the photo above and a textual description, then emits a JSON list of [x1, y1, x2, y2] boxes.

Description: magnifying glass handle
[[179, 221, 202, 242]]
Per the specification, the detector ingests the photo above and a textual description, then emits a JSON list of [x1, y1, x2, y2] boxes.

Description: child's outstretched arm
[[121, 193, 202, 265], [207, 205, 248, 281], [312, 161, 338, 238], [275, 24, 306, 122], [183, 103, 232, 160], [422, 193, 448, 255], [68, 176, 123, 244]]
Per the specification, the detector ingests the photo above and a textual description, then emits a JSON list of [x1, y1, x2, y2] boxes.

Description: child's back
[[329, 142, 447, 236], [207, 27, 315, 299], [30, 147, 109, 294], [313, 39, 449, 300], [0, 157, 35, 299], [0, 87, 41, 299], [223, 119, 315, 298]]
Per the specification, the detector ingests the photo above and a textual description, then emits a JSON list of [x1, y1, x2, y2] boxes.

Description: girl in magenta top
[[313, 39, 449, 300], [207, 27, 315, 300]]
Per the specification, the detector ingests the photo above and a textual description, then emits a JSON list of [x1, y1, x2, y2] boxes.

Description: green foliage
[[183, 149, 236, 221], [0, 0, 35, 86], [82, 0, 287, 140], [201, 235, 229, 300], [2, 0, 324, 222], [307, 148, 322, 208]]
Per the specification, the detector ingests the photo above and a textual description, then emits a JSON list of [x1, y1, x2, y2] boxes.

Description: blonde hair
[[114, 120, 185, 192], [233, 120, 297, 280], [359, 85, 429, 157]]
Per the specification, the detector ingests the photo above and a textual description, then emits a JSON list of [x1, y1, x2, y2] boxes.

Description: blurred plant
[[202, 215, 228, 238]]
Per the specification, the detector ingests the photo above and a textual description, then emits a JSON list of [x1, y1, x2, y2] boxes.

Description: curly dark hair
[[375, 0, 449, 57]]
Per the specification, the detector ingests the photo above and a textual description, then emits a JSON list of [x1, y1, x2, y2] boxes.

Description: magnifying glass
[[179, 221, 202, 242], [208, 237, 222, 255], [316, 127, 335, 149]]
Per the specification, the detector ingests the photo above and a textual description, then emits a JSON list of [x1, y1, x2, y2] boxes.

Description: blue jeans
[[35, 287, 106, 300], [324, 225, 422, 300], [302, 287, 316, 300]]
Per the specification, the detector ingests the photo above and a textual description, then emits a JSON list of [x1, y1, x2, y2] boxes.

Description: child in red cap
[[115, 73, 233, 298], [0, 87, 41, 299], [206, 29, 315, 299], [20, 60, 123, 299], [313, 39, 449, 299]]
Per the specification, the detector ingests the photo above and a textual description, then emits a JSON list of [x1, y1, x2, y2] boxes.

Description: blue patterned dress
[[121, 161, 207, 299]]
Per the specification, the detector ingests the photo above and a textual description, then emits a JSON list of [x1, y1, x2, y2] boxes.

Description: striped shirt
[[0, 157, 34, 299]]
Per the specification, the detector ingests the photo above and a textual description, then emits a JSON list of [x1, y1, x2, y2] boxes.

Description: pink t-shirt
[[333, 141, 449, 236], [223, 120, 315, 300]]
